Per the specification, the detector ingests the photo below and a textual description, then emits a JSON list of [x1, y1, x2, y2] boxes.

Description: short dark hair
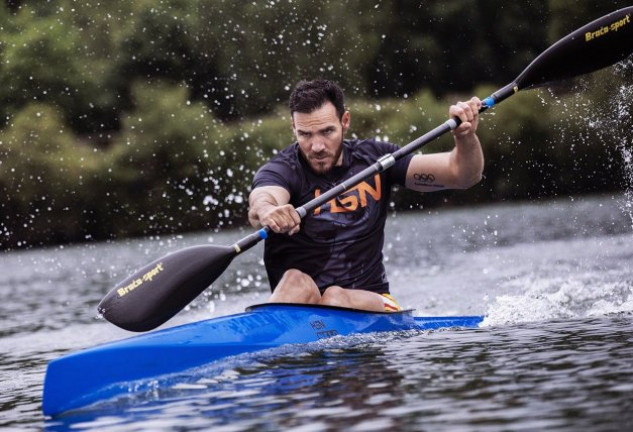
[[289, 79, 346, 120]]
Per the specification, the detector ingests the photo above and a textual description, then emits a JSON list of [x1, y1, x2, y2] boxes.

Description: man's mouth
[[310, 153, 330, 162]]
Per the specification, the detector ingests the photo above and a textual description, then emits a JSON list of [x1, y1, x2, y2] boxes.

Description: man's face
[[292, 102, 350, 175]]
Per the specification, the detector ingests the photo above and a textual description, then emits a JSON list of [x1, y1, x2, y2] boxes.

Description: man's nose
[[311, 140, 325, 153]]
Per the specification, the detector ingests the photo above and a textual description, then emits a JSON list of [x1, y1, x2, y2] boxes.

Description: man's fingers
[[264, 205, 301, 234], [450, 97, 482, 136], [450, 97, 481, 119]]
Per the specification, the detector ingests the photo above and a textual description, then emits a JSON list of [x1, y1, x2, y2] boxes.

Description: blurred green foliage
[[0, 0, 631, 248]]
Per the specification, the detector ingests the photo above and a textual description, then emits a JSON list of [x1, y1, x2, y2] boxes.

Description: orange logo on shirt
[[313, 174, 382, 214]]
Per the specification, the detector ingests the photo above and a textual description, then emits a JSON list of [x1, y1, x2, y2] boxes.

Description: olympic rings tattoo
[[413, 173, 435, 183], [413, 172, 443, 187]]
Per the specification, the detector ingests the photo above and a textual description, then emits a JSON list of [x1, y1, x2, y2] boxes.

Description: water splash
[[593, 60, 633, 229], [482, 276, 633, 327], [544, 59, 633, 230], [613, 82, 633, 229]]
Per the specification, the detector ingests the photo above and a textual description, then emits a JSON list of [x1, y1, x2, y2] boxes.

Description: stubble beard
[[304, 140, 343, 175]]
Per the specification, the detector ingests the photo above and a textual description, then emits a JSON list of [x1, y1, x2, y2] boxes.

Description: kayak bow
[[42, 303, 482, 416]]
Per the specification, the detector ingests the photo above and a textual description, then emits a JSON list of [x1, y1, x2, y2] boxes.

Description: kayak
[[42, 303, 483, 416], [43, 303, 483, 416]]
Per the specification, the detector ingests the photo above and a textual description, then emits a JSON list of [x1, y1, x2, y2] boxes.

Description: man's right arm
[[248, 186, 301, 235]]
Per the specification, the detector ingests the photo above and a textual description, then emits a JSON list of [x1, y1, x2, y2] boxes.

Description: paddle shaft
[[232, 81, 519, 255], [232, 117, 462, 254], [296, 114, 475, 219]]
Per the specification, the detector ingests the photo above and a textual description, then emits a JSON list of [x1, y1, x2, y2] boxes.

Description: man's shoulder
[[346, 138, 398, 158], [252, 143, 301, 190], [345, 138, 411, 186]]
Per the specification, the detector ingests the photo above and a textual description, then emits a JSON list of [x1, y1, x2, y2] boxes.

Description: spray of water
[[613, 81, 633, 229], [543, 60, 633, 229], [597, 60, 633, 229], [482, 276, 633, 327]]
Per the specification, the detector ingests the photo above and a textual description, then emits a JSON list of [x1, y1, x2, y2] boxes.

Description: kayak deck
[[42, 303, 482, 416]]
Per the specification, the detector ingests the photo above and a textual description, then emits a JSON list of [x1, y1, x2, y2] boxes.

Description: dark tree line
[[1, 0, 631, 249]]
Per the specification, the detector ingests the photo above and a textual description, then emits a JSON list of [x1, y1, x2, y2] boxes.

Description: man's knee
[[321, 286, 385, 311], [320, 286, 347, 307], [270, 269, 321, 303], [279, 269, 313, 288]]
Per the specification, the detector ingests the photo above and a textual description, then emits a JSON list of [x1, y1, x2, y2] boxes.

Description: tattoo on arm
[[413, 172, 444, 188]]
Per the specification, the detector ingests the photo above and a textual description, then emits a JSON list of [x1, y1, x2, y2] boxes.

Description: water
[[1, 194, 633, 431]]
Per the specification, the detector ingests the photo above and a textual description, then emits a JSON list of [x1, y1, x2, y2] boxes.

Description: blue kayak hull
[[42, 303, 482, 416]]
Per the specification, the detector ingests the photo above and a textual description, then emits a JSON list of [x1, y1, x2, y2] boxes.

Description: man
[[248, 79, 483, 312]]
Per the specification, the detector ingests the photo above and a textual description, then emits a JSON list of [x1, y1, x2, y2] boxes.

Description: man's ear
[[341, 111, 350, 132]]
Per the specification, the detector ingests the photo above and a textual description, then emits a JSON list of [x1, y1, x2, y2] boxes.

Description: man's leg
[[269, 270, 389, 312], [320, 286, 385, 312], [268, 269, 322, 304]]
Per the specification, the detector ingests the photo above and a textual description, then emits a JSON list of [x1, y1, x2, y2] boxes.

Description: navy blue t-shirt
[[251, 138, 413, 294]]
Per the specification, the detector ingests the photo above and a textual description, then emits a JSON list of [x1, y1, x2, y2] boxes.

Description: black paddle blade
[[517, 7, 633, 90], [98, 245, 236, 332]]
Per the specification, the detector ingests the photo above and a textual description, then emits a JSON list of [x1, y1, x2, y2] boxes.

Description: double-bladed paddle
[[99, 7, 633, 332]]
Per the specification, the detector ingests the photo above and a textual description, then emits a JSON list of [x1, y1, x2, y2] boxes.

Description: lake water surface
[[1, 193, 633, 431]]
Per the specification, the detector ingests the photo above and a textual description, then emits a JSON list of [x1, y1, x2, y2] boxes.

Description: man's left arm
[[404, 97, 484, 192]]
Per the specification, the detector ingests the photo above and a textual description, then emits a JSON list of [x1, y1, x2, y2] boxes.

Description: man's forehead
[[292, 103, 339, 129]]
